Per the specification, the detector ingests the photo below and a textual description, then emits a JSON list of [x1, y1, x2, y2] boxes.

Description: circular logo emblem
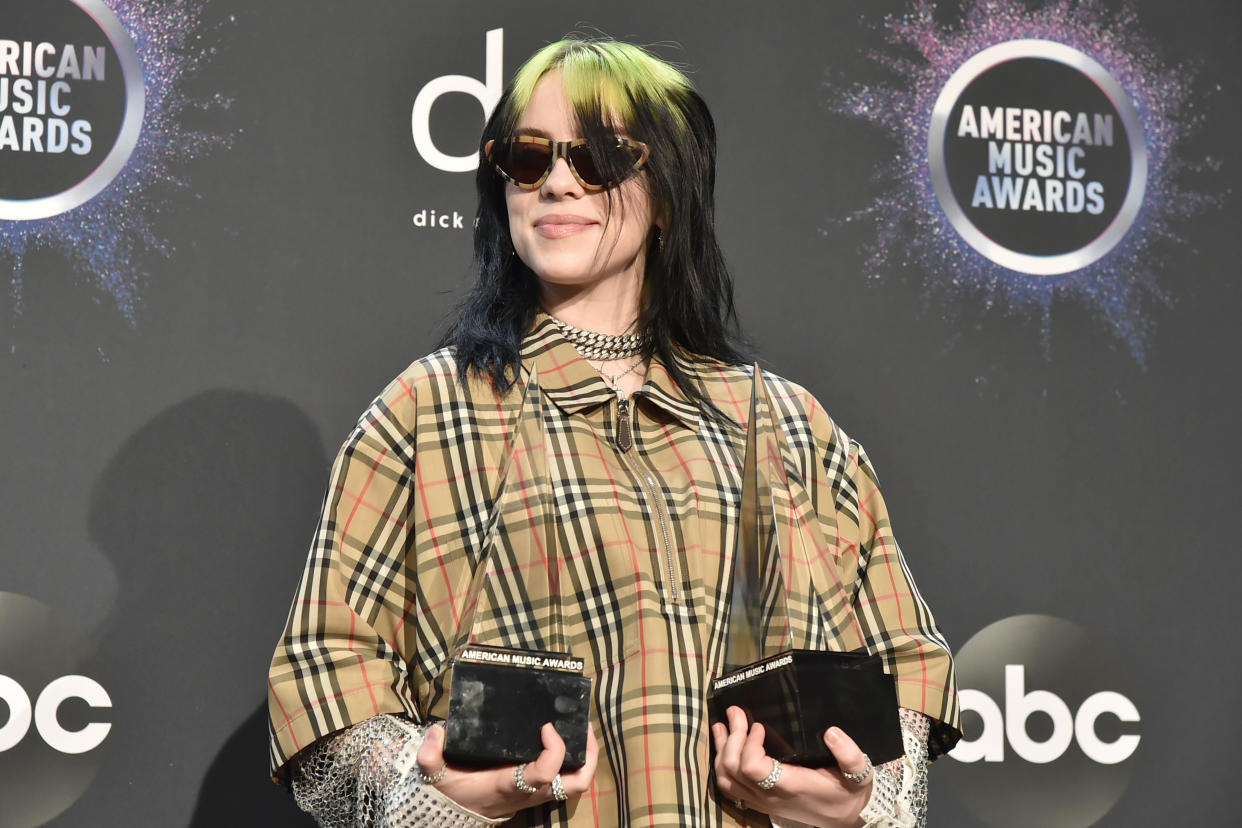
[[928, 40, 1146, 275], [0, 592, 112, 828], [939, 614, 1141, 828], [0, 0, 145, 220]]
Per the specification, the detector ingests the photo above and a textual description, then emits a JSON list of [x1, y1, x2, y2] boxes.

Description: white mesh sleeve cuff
[[857, 708, 930, 828], [289, 714, 509, 828]]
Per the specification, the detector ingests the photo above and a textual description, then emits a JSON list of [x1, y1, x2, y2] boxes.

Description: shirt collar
[[521, 313, 702, 433]]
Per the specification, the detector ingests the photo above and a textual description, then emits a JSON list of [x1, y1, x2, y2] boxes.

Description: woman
[[268, 36, 960, 828]]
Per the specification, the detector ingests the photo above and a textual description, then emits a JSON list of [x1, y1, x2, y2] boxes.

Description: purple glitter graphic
[[0, 0, 230, 335], [831, 0, 1218, 365]]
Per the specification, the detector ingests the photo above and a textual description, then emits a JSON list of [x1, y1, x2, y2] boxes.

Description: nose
[[540, 152, 583, 198]]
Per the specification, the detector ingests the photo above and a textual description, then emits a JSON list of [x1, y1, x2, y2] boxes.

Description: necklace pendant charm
[[615, 391, 633, 453]]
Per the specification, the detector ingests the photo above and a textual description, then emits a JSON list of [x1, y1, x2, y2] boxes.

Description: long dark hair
[[444, 37, 748, 406]]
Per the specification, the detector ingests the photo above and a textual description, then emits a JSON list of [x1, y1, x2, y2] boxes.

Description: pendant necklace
[[548, 312, 647, 453], [595, 355, 643, 453]]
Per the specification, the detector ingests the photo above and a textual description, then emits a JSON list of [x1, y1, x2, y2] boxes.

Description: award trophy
[[707, 367, 904, 768], [442, 370, 592, 770]]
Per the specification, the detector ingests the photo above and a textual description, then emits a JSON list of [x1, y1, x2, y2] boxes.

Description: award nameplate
[[441, 369, 592, 771], [706, 367, 903, 768], [444, 644, 591, 769], [708, 649, 902, 767]]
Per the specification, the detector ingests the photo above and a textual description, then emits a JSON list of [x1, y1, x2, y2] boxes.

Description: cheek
[[629, 180, 657, 227], [608, 185, 653, 238], [505, 190, 524, 231]]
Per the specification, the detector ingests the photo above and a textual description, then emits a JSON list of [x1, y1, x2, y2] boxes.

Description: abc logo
[[412, 28, 503, 172], [954, 664, 1139, 765], [0, 592, 111, 828], [941, 614, 1141, 828], [0, 674, 112, 754]]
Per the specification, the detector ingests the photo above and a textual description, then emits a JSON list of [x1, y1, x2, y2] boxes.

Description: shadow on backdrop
[[85, 390, 325, 826], [189, 702, 312, 827]]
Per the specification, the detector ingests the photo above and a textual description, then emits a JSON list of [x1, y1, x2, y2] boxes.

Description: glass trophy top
[[454, 368, 568, 655]]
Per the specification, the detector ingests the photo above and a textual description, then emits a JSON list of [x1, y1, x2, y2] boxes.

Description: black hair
[[443, 36, 748, 408]]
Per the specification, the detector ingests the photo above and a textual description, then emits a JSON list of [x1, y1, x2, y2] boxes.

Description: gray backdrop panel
[[1, 1, 1237, 825]]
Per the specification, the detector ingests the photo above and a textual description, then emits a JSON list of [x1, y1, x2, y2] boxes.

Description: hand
[[711, 706, 873, 828], [415, 722, 600, 819]]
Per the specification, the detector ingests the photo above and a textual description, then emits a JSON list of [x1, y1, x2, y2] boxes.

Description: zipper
[[615, 389, 633, 453], [614, 389, 680, 605], [641, 468, 680, 605]]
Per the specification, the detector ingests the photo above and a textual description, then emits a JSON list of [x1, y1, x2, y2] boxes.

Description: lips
[[534, 214, 597, 238]]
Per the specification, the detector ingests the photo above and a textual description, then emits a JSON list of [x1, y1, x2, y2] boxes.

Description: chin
[[522, 251, 608, 286], [531, 266, 605, 287]]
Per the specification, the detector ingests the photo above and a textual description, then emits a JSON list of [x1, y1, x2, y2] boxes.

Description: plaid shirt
[[268, 315, 960, 826]]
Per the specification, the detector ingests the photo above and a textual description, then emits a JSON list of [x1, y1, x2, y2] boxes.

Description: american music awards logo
[[0, 0, 227, 342], [928, 40, 1146, 277], [832, 0, 1217, 366], [0, 0, 144, 220]]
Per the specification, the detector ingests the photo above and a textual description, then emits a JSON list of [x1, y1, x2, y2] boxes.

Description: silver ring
[[755, 758, 783, 791], [513, 763, 539, 795], [417, 761, 447, 785], [841, 753, 873, 784], [551, 773, 568, 801]]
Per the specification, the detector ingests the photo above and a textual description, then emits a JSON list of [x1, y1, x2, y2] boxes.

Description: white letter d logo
[[412, 28, 503, 172]]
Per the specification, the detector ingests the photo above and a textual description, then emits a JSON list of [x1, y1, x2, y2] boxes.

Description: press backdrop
[[1, 1, 1238, 826]]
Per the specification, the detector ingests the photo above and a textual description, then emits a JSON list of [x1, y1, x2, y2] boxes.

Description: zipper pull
[[615, 389, 633, 453]]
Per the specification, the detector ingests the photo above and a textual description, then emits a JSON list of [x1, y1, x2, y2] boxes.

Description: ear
[[650, 192, 668, 232]]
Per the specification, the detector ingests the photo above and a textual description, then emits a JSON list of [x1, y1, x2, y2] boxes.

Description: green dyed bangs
[[508, 38, 693, 132]]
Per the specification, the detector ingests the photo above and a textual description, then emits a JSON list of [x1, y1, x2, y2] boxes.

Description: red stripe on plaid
[[267, 676, 301, 750], [415, 451, 461, 628], [267, 320, 960, 816], [586, 423, 659, 811], [857, 491, 930, 710], [340, 447, 389, 538], [347, 612, 382, 716], [273, 681, 401, 728]]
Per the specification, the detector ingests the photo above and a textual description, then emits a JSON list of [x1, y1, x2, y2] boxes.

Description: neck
[[539, 272, 643, 335]]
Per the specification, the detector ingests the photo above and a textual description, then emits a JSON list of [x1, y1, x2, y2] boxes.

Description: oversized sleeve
[[267, 377, 426, 779], [838, 434, 962, 759]]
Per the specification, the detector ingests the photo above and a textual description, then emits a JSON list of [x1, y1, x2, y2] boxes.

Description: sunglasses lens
[[493, 138, 648, 188], [498, 140, 554, 185], [566, 145, 604, 187], [570, 141, 647, 188]]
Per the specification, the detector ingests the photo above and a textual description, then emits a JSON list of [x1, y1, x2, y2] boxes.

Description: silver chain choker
[[548, 315, 648, 361]]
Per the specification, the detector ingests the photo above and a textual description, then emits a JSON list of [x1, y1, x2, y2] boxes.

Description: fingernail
[[826, 727, 842, 744]]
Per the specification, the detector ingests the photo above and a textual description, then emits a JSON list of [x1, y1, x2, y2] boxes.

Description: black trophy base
[[444, 645, 592, 770], [708, 649, 904, 768]]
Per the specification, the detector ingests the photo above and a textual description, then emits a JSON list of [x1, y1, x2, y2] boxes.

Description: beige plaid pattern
[[268, 315, 959, 826]]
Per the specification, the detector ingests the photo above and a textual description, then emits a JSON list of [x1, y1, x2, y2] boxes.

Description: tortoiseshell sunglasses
[[484, 135, 650, 191]]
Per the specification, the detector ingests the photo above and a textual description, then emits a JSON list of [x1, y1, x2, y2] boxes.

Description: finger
[[738, 721, 773, 784], [713, 767, 744, 801], [711, 722, 727, 754], [415, 722, 446, 774], [711, 720, 745, 799], [824, 726, 868, 779], [562, 727, 599, 795], [717, 707, 750, 774], [526, 722, 567, 787], [725, 705, 750, 736], [711, 722, 730, 784]]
